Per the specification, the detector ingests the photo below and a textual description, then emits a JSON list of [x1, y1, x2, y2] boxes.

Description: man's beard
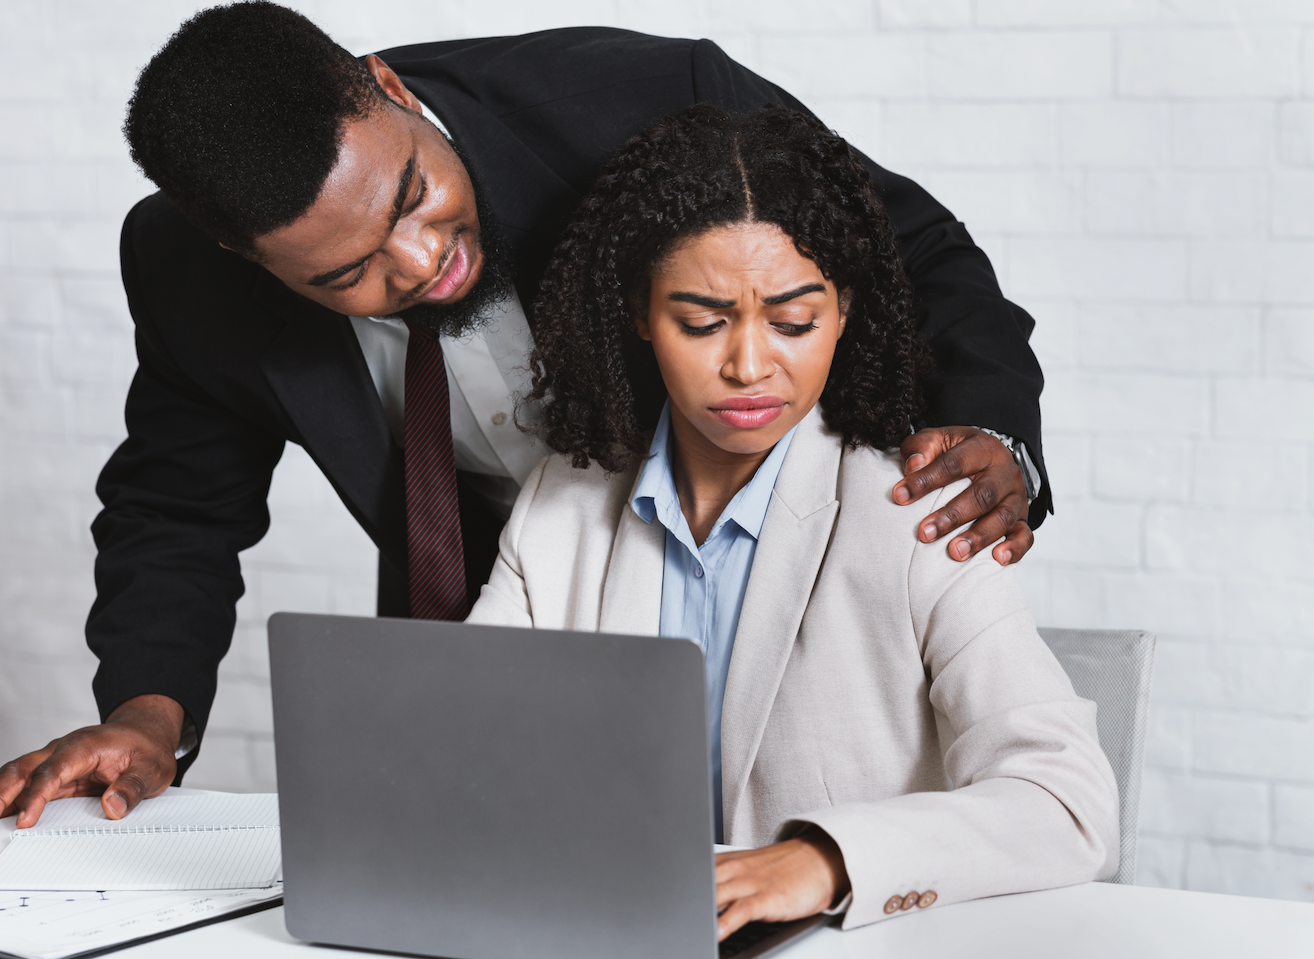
[[388, 153, 515, 339]]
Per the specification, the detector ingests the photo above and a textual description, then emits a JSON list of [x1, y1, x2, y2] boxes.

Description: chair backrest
[[1037, 627, 1156, 886]]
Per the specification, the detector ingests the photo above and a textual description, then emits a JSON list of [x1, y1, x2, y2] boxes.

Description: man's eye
[[408, 175, 427, 213], [332, 263, 368, 291], [680, 320, 725, 337]]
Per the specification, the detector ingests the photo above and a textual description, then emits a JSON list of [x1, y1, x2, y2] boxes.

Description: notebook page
[[0, 795, 280, 891], [16, 793, 278, 834]]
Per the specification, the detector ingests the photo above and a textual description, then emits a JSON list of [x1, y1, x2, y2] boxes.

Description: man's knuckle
[[970, 482, 998, 512]]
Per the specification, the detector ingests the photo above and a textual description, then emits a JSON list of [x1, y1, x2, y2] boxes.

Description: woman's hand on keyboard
[[713, 829, 850, 941]]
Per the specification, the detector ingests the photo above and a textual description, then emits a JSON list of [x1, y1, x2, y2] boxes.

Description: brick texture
[[1, 0, 1311, 902]]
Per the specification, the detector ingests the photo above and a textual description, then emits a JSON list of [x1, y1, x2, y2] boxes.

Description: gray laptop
[[268, 613, 829, 959]]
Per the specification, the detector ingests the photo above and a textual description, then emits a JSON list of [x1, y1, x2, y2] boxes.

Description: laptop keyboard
[[718, 920, 793, 957]]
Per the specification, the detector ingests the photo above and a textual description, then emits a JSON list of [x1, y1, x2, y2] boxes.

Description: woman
[[467, 105, 1118, 938]]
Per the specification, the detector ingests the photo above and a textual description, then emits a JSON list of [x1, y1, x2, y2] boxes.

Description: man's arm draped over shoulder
[[89, 199, 286, 777], [687, 40, 1051, 527]]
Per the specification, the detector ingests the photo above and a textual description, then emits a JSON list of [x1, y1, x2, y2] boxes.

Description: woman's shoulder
[[832, 442, 973, 562], [511, 451, 640, 536]]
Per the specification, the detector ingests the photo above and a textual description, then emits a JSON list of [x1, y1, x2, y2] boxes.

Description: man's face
[[251, 58, 485, 319]]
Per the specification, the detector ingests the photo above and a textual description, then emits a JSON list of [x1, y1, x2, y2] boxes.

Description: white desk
[[117, 881, 1314, 958]]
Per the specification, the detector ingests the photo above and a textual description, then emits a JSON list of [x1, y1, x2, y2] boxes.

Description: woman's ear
[[837, 289, 853, 336], [632, 291, 653, 341]]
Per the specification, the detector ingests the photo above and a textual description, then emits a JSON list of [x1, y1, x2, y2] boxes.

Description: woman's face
[[637, 222, 846, 457]]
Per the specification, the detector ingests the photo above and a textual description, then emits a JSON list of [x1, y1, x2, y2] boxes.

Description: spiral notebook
[[0, 793, 280, 892]]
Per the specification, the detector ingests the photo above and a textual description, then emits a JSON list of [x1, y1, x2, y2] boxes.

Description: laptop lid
[[268, 613, 717, 959]]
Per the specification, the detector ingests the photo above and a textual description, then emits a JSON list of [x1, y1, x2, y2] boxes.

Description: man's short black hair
[[124, 1, 388, 255]]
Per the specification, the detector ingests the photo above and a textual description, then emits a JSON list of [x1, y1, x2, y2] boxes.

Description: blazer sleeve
[[87, 204, 285, 777], [464, 457, 548, 629], [689, 40, 1051, 527], [775, 485, 1118, 928]]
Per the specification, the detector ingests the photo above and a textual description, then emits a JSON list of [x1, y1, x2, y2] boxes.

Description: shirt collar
[[630, 400, 799, 545]]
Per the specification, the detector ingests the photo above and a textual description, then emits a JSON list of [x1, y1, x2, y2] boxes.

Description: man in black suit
[[0, 3, 1047, 827]]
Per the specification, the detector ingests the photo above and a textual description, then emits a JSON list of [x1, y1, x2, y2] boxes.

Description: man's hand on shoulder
[[0, 695, 184, 828], [892, 426, 1034, 566]]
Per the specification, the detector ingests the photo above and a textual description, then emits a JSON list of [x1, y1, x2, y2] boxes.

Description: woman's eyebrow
[[762, 283, 827, 305], [668, 291, 735, 308]]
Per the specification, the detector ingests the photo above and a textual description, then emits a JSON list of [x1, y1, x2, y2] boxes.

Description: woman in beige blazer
[[468, 106, 1119, 938]]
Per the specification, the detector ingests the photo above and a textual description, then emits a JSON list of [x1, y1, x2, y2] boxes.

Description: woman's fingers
[[713, 834, 848, 941]]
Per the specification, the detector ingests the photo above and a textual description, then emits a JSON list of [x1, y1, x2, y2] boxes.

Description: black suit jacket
[[91, 29, 1049, 775]]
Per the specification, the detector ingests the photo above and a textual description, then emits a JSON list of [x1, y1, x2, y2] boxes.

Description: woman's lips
[[709, 395, 786, 429], [418, 238, 472, 303]]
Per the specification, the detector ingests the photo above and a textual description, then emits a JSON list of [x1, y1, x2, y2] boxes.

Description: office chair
[[1038, 628, 1156, 886]]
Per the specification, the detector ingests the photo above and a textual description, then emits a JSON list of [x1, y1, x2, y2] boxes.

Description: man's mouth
[[414, 233, 474, 304], [708, 395, 786, 429]]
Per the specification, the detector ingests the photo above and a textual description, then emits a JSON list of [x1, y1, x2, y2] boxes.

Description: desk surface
[[116, 880, 1314, 959]]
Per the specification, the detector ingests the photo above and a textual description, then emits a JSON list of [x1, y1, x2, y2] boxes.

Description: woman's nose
[[721, 323, 775, 385]]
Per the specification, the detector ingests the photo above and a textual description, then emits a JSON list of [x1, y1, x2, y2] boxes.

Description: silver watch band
[[975, 428, 1041, 505]]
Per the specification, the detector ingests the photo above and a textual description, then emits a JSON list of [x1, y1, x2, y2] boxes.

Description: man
[[0, 2, 1048, 827]]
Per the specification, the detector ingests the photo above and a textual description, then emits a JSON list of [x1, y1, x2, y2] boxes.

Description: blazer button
[[918, 891, 937, 908], [884, 896, 902, 915], [491, 412, 508, 425], [900, 892, 919, 911]]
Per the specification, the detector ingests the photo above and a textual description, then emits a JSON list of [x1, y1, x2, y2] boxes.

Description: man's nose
[[721, 322, 775, 385], [387, 224, 444, 293]]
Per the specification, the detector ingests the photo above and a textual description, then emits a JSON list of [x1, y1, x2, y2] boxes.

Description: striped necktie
[[403, 320, 469, 621]]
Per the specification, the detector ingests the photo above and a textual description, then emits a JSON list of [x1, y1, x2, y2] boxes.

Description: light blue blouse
[[630, 401, 798, 841]]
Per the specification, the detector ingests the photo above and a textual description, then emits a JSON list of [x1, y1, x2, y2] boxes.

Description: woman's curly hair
[[526, 104, 932, 472]]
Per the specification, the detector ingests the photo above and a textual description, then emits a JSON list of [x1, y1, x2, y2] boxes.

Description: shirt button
[[694, 564, 704, 578], [491, 412, 508, 426]]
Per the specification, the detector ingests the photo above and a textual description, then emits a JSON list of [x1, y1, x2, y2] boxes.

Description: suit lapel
[[720, 408, 842, 835], [598, 470, 665, 637], [257, 281, 408, 572]]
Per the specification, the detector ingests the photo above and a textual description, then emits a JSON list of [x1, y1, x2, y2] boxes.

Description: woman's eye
[[680, 320, 725, 337], [775, 321, 818, 336]]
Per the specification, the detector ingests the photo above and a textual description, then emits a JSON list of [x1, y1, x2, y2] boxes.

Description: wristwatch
[[976, 428, 1041, 505]]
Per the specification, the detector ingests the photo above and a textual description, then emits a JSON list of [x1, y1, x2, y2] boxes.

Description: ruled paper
[[0, 794, 280, 891]]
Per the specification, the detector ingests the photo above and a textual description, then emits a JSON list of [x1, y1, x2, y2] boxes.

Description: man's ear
[[365, 55, 424, 113]]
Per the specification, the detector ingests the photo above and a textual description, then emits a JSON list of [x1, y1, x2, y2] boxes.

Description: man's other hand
[[0, 695, 184, 828], [892, 426, 1034, 566]]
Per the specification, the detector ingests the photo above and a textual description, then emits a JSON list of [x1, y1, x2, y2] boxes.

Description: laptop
[[267, 613, 830, 959]]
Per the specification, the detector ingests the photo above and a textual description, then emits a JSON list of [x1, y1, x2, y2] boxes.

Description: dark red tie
[[403, 320, 469, 621]]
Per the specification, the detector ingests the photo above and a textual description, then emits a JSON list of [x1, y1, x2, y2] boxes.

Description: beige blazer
[[468, 407, 1119, 928]]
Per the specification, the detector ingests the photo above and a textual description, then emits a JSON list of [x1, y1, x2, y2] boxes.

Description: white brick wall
[[1, 0, 1311, 901]]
